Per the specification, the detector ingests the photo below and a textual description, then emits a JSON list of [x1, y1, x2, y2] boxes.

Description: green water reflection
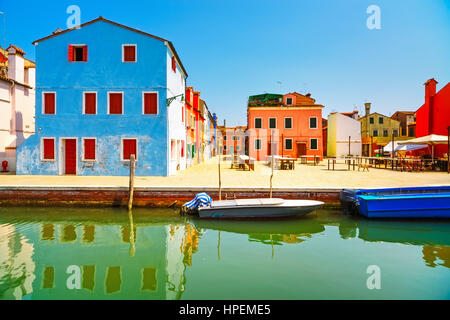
[[0, 207, 449, 300]]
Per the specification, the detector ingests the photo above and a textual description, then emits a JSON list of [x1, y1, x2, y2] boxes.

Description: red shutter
[[68, 45, 74, 61], [123, 139, 137, 160], [84, 139, 95, 160], [43, 139, 55, 159], [83, 45, 88, 62], [84, 93, 96, 114], [109, 93, 123, 114], [144, 93, 157, 114], [44, 93, 55, 114], [171, 56, 176, 72], [124, 46, 135, 62]]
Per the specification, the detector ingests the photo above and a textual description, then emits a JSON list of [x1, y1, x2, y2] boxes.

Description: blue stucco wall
[[17, 20, 170, 176]]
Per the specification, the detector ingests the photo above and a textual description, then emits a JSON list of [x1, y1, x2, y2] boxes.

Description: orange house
[[247, 92, 324, 161]]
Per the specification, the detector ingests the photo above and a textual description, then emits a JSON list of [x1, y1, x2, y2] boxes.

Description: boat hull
[[198, 200, 323, 219], [357, 194, 450, 218]]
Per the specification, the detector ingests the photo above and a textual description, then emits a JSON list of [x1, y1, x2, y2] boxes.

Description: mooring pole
[[270, 130, 274, 198], [128, 154, 135, 211], [218, 153, 222, 200], [128, 210, 135, 257]]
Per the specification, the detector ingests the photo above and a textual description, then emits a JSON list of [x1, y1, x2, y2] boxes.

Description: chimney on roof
[[364, 103, 371, 116], [424, 78, 438, 134], [424, 78, 437, 103], [7, 46, 25, 83]]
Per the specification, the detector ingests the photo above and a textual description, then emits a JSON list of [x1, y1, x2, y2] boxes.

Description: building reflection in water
[[0, 209, 449, 300], [0, 209, 203, 300], [0, 224, 35, 299], [422, 246, 450, 268]]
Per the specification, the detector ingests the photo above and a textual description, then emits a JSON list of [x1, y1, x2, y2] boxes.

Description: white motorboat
[[197, 198, 323, 219]]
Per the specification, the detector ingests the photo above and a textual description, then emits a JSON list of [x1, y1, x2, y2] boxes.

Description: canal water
[[0, 207, 448, 300]]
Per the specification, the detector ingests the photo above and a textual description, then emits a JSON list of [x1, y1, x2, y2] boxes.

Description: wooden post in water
[[128, 154, 135, 211], [128, 209, 135, 257], [218, 154, 222, 200], [270, 131, 274, 198]]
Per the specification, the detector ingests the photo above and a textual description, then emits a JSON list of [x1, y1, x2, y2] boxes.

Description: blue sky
[[1, 0, 449, 126]]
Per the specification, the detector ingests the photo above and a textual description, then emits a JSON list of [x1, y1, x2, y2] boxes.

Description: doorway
[[63, 139, 77, 175], [297, 143, 306, 157]]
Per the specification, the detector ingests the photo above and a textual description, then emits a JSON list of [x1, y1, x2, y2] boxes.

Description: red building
[[415, 78, 450, 157]]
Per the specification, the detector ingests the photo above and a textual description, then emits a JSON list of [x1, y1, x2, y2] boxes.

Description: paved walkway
[[0, 156, 449, 189]]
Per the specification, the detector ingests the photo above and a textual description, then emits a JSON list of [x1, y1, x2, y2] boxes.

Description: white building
[[327, 112, 362, 157], [0, 45, 35, 172]]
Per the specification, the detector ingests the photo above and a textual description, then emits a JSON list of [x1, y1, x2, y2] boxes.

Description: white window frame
[[255, 138, 262, 150], [122, 44, 137, 63], [254, 118, 262, 129], [40, 137, 56, 161], [309, 117, 318, 129], [286, 97, 293, 105], [121, 138, 138, 162], [269, 117, 277, 129], [284, 117, 293, 129], [81, 137, 97, 162], [310, 138, 319, 150], [285, 138, 293, 150], [107, 91, 124, 115], [42, 91, 57, 115], [142, 91, 159, 115], [82, 91, 97, 115]]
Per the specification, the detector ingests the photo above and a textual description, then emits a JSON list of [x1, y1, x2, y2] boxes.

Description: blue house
[[17, 17, 188, 176]]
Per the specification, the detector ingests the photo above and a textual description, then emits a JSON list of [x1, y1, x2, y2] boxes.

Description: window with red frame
[[109, 93, 123, 114], [43, 93, 55, 114], [123, 139, 137, 160], [181, 141, 185, 157], [83, 139, 96, 160], [42, 138, 55, 160], [69, 45, 87, 62], [84, 92, 96, 114], [143, 92, 158, 114], [123, 45, 136, 62], [171, 56, 176, 72]]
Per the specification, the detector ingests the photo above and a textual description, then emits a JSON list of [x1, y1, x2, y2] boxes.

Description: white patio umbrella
[[398, 134, 449, 165]]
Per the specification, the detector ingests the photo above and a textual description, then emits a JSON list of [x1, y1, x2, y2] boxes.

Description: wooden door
[[65, 139, 77, 174], [297, 143, 306, 157]]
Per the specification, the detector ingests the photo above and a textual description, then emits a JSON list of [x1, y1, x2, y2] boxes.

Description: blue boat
[[339, 186, 450, 218]]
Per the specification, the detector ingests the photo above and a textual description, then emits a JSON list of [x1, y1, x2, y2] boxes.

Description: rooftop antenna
[[277, 81, 282, 92], [0, 12, 5, 49]]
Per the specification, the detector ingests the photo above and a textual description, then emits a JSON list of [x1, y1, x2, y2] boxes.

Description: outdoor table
[[238, 155, 255, 171], [279, 157, 296, 170], [300, 155, 320, 165]]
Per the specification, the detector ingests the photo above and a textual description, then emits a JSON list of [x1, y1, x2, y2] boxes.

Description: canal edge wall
[[0, 186, 343, 208]]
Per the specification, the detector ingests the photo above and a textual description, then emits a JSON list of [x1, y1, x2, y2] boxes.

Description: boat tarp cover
[[183, 193, 212, 209]]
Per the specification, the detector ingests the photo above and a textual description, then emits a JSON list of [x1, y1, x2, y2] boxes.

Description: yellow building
[[359, 103, 401, 156]]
